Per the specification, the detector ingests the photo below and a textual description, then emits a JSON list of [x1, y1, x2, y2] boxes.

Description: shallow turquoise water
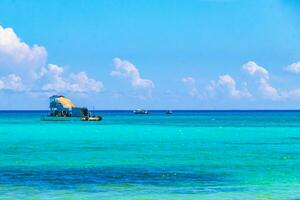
[[0, 111, 300, 200]]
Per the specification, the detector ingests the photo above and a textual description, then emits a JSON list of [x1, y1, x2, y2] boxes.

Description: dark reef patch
[[0, 166, 235, 190]]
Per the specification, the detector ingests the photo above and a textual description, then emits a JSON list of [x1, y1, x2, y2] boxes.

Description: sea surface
[[0, 110, 300, 200]]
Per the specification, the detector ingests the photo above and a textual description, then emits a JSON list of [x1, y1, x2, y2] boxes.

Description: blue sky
[[0, 0, 300, 109]]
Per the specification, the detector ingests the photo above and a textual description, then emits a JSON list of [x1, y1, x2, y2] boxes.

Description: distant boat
[[166, 110, 173, 115], [133, 109, 149, 115]]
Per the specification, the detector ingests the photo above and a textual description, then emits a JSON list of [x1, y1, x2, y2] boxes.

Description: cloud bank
[[285, 62, 300, 74], [242, 61, 279, 99], [208, 74, 251, 98], [0, 25, 103, 94], [183, 61, 300, 102], [0, 25, 47, 78], [111, 57, 154, 89], [242, 61, 269, 79], [182, 77, 201, 98], [0, 74, 24, 92], [40, 64, 103, 93]]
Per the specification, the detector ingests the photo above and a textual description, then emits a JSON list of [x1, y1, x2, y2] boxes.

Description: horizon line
[[1, 109, 300, 112]]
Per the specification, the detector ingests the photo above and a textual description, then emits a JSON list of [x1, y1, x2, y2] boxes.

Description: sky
[[0, 0, 300, 110]]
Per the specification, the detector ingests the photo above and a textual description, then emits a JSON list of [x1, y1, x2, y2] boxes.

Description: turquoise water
[[0, 111, 300, 200]]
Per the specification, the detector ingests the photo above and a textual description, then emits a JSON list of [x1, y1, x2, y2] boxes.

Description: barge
[[42, 95, 102, 121]]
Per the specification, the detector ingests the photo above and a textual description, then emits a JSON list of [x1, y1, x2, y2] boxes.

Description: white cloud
[[0, 25, 47, 77], [69, 72, 103, 93], [281, 89, 300, 99], [40, 64, 69, 92], [258, 78, 280, 100], [111, 57, 154, 89], [242, 61, 280, 100], [0, 74, 24, 91], [182, 77, 201, 98], [39, 63, 64, 77], [41, 64, 103, 93], [243, 61, 269, 79], [285, 62, 300, 74], [209, 74, 251, 98], [0, 25, 104, 94]]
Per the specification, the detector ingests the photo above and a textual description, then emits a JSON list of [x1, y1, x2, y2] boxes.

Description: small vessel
[[133, 109, 149, 115], [81, 116, 102, 121], [42, 95, 102, 121], [166, 110, 173, 115]]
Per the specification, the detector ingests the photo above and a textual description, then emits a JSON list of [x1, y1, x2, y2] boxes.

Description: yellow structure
[[45, 95, 102, 121], [56, 96, 76, 108]]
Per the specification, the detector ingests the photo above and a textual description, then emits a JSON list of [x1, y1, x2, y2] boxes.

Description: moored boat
[[133, 109, 149, 115], [81, 116, 102, 121], [166, 110, 173, 115], [42, 95, 102, 121]]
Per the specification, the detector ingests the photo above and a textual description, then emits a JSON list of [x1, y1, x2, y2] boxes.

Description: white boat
[[133, 109, 149, 114]]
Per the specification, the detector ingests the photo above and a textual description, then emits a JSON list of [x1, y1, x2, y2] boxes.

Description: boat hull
[[41, 116, 81, 121], [133, 110, 149, 114], [81, 116, 102, 121], [42, 116, 102, 121]]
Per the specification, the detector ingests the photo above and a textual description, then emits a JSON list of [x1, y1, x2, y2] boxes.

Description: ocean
[[0, 110, 299, 200]]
